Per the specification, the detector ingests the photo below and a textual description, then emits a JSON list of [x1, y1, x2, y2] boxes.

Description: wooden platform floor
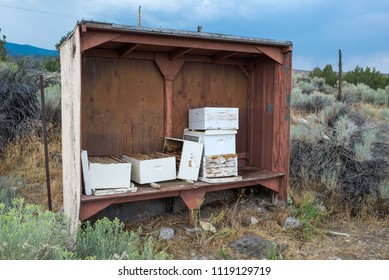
[[80, 167, 284, 221]]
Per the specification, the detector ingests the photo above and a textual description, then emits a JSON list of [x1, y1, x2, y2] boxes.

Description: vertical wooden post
[[338, 49, 343, 102], [180, 189, 206, 227], [247, 60, 255, 166], [40, 74, 52, 211], [138, 6, 141, 27], [276, 50, 292, 202], [164, 79, 173, 137], [154, 54, 185, 138]]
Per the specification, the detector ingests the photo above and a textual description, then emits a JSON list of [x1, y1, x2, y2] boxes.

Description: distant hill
[[5, 42, 58, 57]]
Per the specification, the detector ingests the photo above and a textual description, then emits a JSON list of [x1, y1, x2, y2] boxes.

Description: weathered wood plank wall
[[172, 63, 248, 162], [81, 58, 164, 155], [61, 27, 82, 232]]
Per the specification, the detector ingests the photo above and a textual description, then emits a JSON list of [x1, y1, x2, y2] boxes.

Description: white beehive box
[[122, 153, 176, 184], [189, 107, 239, 130], [81, 150, 132, 195], [200, 154, 238, 178], [183, 129, 237, 156], [163, 138, 203, 181]]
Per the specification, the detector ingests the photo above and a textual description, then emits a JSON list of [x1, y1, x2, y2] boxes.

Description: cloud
[[70, 0, 325, 27], [345, 52, 389, 73]]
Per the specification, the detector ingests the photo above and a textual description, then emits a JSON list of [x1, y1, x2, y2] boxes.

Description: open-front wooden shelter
[[60, 20, 293, 225]]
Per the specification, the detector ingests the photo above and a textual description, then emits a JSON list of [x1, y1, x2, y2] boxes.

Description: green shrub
[[292, 91, 334, 113], [344, 65, 388, 90], [378, 108, 389, 120], [0, 198, 73, 260], [291, 193, 328, 240], [308, 64, 338, 87], [38, 84, 61, 128], [361, 88, 388, 106], [312, 77, 335, 95], [342, 82, 389, 106], [44, 57, 60, 73], [0, 59, 40, 154], [74, 217, 169, 260], [290, 104, 389, 213], [0, 177, 19, 207]]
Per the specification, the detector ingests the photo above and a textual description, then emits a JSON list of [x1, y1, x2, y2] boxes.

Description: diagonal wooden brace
[[180, 188, 207, 227]]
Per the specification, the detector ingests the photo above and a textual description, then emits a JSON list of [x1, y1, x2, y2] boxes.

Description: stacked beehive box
[[184, 107, 239, 181]]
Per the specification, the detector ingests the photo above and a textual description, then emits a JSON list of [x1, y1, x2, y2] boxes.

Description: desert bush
[[378, 108, 389, 120], [0, 59, 40, 154], [342, 82, 389, 106], [0, 176, 19, 207], [38, 84, 61, 129], [0, 198, 73, 260], [312, 77, 335, 95], [361, 88, 388, 106], [290, 104, 389, 214], [292, 91, 334, 113], [291, 193, 328, 240], [74, 217, 169, 260], [0, 200, 169, 260], [308, 64, 338, 87], [342, 82, 368, 103], [321, 101, 349, 126]]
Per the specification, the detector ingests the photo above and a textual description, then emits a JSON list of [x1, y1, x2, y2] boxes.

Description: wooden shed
[[60, 20, 293, 225]]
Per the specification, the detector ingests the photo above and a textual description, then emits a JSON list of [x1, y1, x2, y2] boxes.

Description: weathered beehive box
[[189, 107, 239, 130], [122, 153, 176, 184], [60, 20, 293, 223], [201, 154, 238, 178], [81, 151, 132, 195], [183, 129, 237, 156]]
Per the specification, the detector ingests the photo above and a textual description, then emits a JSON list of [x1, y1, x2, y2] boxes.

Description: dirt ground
[[4, 163, 388, 260], [125, 193, 389, 260]]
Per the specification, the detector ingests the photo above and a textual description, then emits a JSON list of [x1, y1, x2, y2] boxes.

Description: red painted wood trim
[[254, 45, 283, 65]]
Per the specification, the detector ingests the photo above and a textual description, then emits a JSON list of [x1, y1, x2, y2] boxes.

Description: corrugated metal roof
[[80, 20, 292, 47]]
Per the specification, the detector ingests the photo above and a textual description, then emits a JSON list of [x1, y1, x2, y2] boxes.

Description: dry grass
[[125, 191, 389, 260], [0, 128, 63, 211]]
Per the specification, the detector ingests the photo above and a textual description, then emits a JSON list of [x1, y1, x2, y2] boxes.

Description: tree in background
[[343, 66, 388, 90], [0, 28, 8, 61], [55, 31, 72, 51], [44, 57, 60, 73], [309, 64, 338, 87]]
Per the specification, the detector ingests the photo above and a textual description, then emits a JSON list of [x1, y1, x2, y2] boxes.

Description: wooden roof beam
[[239, 65, 250, 79], [119, 43, 140, 57], [169, 47, 192, 60], [212, 51, 238, 63], [112, 33, 261, 54], [80, 30, 122, 52], [254, 45, 283, 65]]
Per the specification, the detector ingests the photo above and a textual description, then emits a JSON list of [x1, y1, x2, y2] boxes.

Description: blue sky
[[0, 0, 388, 72]]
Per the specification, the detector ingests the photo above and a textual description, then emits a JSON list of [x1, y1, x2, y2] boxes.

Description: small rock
[[318, 205, 327, 213], [297, 117, 309, 125], [283, 217, 301, 229], [159, 227, 174, 240], [200, 221, 217, 233], [185, 227, 201, 236], [287, 196, 294, 205], [229, 235, 283, 259], [250, 216, 259, 225]]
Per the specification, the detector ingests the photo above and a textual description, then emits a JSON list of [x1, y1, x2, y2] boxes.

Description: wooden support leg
[[180, 188, 206, 227], [188, 208, 199, 228], [271, 192, 278, 205]]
